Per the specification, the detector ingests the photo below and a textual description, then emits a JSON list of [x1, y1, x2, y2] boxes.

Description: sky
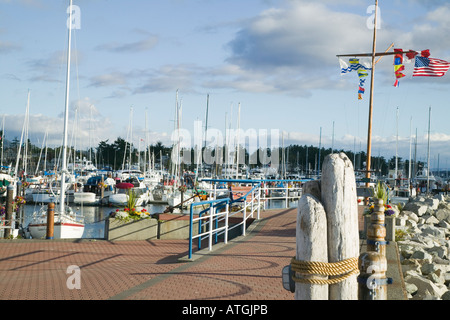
[[1, 0, 450, 170]]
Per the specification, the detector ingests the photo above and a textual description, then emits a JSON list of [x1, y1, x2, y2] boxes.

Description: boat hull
[[73, 192, 97, 204], [28, 221, 84, 239]]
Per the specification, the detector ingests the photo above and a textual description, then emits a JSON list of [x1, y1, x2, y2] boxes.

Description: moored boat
[[27, 205, 85, 239]]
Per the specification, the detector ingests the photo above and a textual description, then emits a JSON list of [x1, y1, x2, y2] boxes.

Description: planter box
[[156, 214, 199, 240], [105, 218, 158, 241]]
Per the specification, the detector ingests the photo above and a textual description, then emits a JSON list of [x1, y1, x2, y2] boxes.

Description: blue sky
[[1, 0, 450, 169]]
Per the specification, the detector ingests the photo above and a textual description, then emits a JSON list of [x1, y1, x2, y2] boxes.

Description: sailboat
[[28, 0, 84, 239]]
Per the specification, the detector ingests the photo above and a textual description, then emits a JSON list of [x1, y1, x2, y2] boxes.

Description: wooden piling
[[4, 185, 14, 239], [46, 202, 55, 240], [295, 193, 328, 300], [321, 153, 359, 300], [101, 176, 104, 199]]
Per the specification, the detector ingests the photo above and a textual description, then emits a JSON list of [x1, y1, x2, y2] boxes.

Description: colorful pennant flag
[[393, 49, 405, 87], [339, 57, 372, 100]]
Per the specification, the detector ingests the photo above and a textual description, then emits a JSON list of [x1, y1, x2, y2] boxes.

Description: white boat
[[149, 184, 172, 204], [28, 205, 85, 239], [28, 1, 85, 239], [167, 190, 197, 208], [389, 187, 416, 206], [108, 177, 150, 207], [73, 191, 97, 204]]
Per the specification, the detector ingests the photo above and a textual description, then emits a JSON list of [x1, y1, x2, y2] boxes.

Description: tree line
[[1, 132, 424, 178]]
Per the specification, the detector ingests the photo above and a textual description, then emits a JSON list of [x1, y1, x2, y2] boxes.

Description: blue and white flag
[[339, 57, 372, 100], [339, 57, 372, 74]]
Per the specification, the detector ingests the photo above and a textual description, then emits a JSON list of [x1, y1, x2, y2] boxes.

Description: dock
[[0, 206, 407, 301]]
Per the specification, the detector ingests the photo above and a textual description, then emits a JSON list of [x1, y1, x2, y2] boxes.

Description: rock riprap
[[395, 194, 450, 300]]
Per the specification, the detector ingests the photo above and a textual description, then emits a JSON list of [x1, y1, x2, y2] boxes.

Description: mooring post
[[101, 175, 104, 199], [358, 251, 389, 300], [294, 192, 328, 300], [4, 185, 14, 239], [321, 153, 359, 300], [46, 202, 55, 240], [367, 198, 387, 256]]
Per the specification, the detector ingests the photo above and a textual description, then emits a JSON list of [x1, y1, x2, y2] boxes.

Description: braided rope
[[291, 257, 360, 285]]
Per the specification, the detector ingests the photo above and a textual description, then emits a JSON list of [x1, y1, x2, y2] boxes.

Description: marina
[[2, 0, 450, 303]]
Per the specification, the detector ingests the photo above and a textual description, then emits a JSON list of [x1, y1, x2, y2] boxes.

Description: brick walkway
[[0, 208, 297, 301]]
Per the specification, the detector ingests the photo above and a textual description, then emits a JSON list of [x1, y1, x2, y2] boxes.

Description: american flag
[[413, 56, 450, 77]]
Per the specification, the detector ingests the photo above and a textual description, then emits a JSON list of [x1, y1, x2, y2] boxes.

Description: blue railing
[[187, 178, 306, 259], [188, 198, 230, 259], [187, 182, 263, 259]]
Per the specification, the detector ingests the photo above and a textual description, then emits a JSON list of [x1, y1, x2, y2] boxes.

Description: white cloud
[[96, 35, 159, 53]]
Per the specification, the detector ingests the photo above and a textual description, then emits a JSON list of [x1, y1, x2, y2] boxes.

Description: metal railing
[[0, 218, 15, 238], [187, 179, 307, 258], [188, 182, 262, 259]]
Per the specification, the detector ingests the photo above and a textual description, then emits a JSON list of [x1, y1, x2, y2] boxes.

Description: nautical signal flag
[[339, 57, 372, 100], [393, 48, 405, 87], [338, 49, 450, 98]]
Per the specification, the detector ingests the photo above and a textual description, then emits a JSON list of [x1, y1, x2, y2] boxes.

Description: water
[[18, 199, 298, 239], [20, 202, 168, 239]]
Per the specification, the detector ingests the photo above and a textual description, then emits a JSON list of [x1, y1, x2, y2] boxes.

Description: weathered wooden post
[[4, 185, 14, 239], [289, 154, 359, 300], [46, 202, 55, 240], [321, 153, 359, 300], [101, 176, 104, 199], [294, 191, 328, 300], [358, 251, 389, 300], [366, 198, 387, 256]]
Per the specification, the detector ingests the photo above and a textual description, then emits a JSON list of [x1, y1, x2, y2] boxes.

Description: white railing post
[[243, 198, 247, 236], [251, 189, 254, 218], [285, 184, 289, 208], [257, 185, 261, 220], [208, 205, 213, 251], [225, 201, 229, 244]]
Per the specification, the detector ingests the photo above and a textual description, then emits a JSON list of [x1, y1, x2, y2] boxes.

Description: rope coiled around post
[[290, 257, 360, 285]]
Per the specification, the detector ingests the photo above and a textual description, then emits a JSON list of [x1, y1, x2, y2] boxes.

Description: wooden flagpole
[[366, 0, 378, 186], [336, 1, 416, 187]]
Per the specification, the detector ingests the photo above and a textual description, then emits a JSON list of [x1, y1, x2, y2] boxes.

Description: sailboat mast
[[395, 107, 399, 181], [427, 106, 431, 193], [408, 117, 412, 186], [235, 102, 241, 179], [60, 0, 74, 213], [365, 0, 378, 184], [1, 115, 4, 168]]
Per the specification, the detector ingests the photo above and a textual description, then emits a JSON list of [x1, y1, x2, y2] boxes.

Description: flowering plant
[[97, 182, 108, 189], [112, 207, 149, 222], [178, 185, 187, 192], [110, 189, 150, 222], [364, 203, 396, 216], [13, 196, 26, 212]]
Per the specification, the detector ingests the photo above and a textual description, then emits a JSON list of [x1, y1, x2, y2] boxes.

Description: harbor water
[[17, 199, 298, 239]]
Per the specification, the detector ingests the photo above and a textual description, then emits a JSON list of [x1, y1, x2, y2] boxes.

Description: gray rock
[[411, 249, 433, 261], [404, 273, 448, 298], [424, 215, 440, 225], [425, 198, 440, 211], [441, 291, 450, 300], [420, 225, 446, 238], [405, 283, 418, 295]]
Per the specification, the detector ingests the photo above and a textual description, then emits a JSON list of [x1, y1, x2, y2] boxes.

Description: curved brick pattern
[[0, 208, 296, 300]]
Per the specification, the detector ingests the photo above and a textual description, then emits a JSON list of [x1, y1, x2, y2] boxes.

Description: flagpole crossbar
[[336, 50, 417, 58]]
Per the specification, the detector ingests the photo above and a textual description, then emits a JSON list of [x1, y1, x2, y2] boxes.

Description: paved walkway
[[0, 208, 297, 300]]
